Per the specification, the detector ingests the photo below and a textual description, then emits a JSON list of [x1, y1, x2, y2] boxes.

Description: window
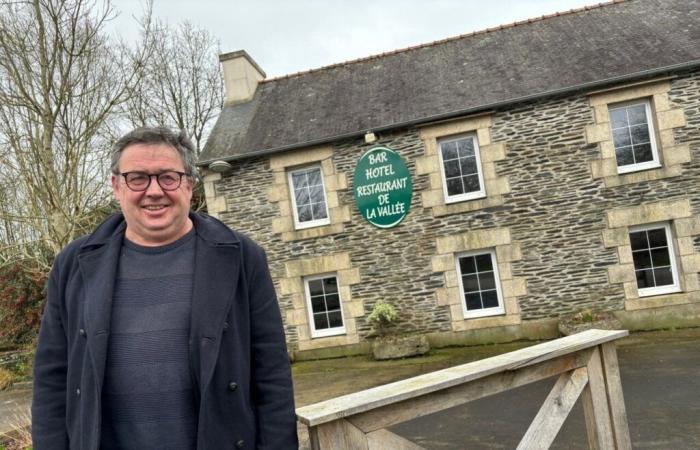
[[304, 275, 345, 338], [629, 223, 680, 297], [438, 134, 486, 203], [609, 100, 660, 174], [456, 250, 505, 318], [288, 166, 330, 229]]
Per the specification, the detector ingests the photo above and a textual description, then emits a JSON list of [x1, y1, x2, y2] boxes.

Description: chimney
[[219, 50, 266, 105]]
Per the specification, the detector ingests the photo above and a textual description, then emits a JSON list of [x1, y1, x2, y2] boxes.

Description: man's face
[[111, 143, 193, 246]]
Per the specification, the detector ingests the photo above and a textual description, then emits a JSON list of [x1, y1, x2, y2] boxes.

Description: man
[[32, 127, 298, 449]]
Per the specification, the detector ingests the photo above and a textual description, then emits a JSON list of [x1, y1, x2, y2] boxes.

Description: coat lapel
[[189, 233, 241, 394], [78, 231, 123, 390]]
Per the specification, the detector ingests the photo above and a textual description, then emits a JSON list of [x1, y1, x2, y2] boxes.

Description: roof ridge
[[261, 0, 626, 84]]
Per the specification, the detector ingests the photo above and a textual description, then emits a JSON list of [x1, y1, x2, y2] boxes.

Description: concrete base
[[293, 342, 370, 362], [615, 302, 700, 331], [426, 318, 560, 348]]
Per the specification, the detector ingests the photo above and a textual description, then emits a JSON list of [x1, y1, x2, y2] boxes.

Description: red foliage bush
[[0, 264, 46, 345]]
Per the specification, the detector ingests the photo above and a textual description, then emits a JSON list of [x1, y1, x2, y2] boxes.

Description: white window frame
[[437, 133, 486, 204], [629, 222, 681, 297], [455, 249, 505, 319], [304, 273, 346, 338], [287, 165, 331, 230], [608, 99, 661, 174]]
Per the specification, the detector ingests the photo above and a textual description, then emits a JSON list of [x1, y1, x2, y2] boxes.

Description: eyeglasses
[[120, 171, 189, 192]]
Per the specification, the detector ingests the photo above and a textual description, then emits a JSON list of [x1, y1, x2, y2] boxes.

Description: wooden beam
[[367, 429, 426, 450], [347, 352, 588, 433], [297, 330, 628, 427], [517, 367, 588, 449], [582, 347, 615, 449], [311, 419, 369, 450], [600, 342, 632, 450]]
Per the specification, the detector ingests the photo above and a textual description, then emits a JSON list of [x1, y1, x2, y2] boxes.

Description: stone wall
[[209, 70, 700, 351]]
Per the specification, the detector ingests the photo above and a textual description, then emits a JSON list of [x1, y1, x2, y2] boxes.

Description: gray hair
[[111, 127, 197, 176]]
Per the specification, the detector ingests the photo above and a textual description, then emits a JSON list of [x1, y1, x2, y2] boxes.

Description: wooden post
[[582, 347, 615, 449], [600, 342, 632, 450], [311, 419, 369, 450]]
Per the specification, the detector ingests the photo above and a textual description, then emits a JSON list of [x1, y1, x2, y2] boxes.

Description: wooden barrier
[[296, 329, 631, 450]]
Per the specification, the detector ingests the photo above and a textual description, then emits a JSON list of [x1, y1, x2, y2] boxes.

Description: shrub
[[0, 264, 46, 346], [569, 309, 607, 324], [367, 301, 398, 336]]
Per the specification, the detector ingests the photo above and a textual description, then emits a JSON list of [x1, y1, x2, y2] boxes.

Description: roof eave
[[197, 59, 700, 167]]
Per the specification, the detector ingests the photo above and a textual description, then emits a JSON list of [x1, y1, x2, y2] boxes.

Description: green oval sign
[[353, 147, 413, 228]]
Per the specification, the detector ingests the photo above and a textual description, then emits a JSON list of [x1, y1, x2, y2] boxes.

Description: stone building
[[199, 0, 700, 358]]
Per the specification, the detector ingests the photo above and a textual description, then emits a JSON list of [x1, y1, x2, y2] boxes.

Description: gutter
[[197, 59, 700, 167]]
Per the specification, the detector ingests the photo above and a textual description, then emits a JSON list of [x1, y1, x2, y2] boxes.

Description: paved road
[[391, 329, 700, 449]]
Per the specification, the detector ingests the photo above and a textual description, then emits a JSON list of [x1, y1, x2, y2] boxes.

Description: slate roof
[[200, 0, 700, 164]]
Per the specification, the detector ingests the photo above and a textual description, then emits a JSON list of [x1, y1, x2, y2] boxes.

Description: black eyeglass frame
[[120, 171, 190, 192]]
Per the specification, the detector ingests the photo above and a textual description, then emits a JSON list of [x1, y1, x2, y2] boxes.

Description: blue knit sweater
[[100, 229, 197, 450]]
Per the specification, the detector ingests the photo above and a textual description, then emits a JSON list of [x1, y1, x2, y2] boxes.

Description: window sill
[[637, 286, 682, 298], [616, 162, 662, 175], [293, 218, 332, 230], [463, 307, 505, 320], [310, 328, 346, 339], [444, 192, 487, 205]]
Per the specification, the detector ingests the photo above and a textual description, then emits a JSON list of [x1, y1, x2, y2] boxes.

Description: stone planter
[[371, 334, 430, 360], [558, 311, 623, 336]]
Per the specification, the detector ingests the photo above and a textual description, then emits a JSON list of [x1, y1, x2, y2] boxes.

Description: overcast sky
[[110, 0, 598, 78]]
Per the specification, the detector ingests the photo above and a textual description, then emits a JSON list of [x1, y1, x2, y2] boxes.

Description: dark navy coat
[[32, 213, 298, 450]]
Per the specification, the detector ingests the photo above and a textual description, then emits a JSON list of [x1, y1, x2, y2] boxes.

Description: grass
[[0, 368, 13, 391], [0, 407, 31, 450]]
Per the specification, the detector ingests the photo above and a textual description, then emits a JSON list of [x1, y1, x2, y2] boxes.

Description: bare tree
[[0, 0, 151, 271], [125, 20, 224, 155]]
